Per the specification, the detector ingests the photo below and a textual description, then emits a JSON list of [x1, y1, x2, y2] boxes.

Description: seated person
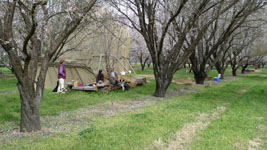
[[109, 67, 118, 85], [96, 70, 104, 84]]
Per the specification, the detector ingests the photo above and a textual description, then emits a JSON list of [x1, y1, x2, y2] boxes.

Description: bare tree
[[129, 28, 150, 71], [189, 0, 265, 84], [0, 46, 11, 69], [0, 0, 97, 132], [146, 57, 152, 68], [228, 36, 253, 76], [109, 0, 239, 97]]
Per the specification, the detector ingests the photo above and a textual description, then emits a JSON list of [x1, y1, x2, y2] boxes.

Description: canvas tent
[[43, 8, 132, 89], [44, 64, 96, 89]]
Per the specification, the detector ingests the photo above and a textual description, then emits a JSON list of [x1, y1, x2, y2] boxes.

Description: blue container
[[213, 77, 220, 82]]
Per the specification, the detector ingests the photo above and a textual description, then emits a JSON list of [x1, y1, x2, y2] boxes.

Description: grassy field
[[132, 64, 244, 81], [0, 67, 11, 74], [0, 67, 180, 124], [0, 66, 266, 150]]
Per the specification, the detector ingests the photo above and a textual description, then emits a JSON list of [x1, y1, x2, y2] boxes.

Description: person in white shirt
[[110, 67, 118, 85]]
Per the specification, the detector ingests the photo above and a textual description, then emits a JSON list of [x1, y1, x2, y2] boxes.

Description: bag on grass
[[52, 81, 59, 92]]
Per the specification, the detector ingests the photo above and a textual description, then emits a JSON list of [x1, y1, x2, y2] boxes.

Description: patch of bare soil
[[249, 138, 262, 150], [0, 73, 16, 80], [165, 86, 197, 97], [172, 78, 195, 85], [236, 89, 248, 95], [138, 74, 155, 79], [0, 89, 17, 94], [147, 103, 229, 150], [254, 69, 261, 73], [248, 124, 267, 150]]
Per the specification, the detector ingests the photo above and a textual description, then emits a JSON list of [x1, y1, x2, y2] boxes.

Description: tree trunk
[[257, 64, 261, 69], [194, 71, 206, 84], [18, 83, 41, 132], [241, 63, 248, 74], [217, 70, 225, 79], [154, 80, 169, 97], [241, 67, 245, 74], [147, 63, 151, 68], [187, 64, 192, 73], [215, 63, 225, 79], [232, 67, 237, 76], [141, 64, 145, 71], [183, 63, 186, 68], [190, 55, 207, 85], [153, 66, 172, 97]]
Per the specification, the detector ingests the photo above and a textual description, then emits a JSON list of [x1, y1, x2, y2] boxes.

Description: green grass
[[0, 79, 17, 92], [0, 67, 12, 74], [190, 72, 267, 150], [133, 64, 245, 81], [1, 65, 266, 150], [0, 78, 180, 124], [1, 86, 221, 150], [132, 64, 154, 75], [2, 68, 267, 150]]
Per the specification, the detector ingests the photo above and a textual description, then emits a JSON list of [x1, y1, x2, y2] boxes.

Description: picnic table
[[67, 76, 147, 94], [67, 81, 121, 94]]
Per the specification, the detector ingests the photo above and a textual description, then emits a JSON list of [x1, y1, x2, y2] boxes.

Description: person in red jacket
[[57, 60, 66, 93]]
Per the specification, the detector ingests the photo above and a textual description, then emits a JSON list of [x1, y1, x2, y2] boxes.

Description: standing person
[[96, 69, 104, 84], [57, 60, 66, 93]]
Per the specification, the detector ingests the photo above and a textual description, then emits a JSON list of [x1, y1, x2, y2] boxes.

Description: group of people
[[96, 67, 118, 85], [56, 60, 120, 93]]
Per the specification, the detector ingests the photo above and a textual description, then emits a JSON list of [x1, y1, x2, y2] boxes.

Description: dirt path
[[0, 89, 17, 94], [147, 103, 230, 150], [138, 74, 237, 86]]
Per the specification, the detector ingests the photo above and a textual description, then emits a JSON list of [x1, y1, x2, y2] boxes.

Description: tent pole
[[97, 54, 102, 72], [53, 65, 58, 75], [113, 56, 127, 71], [74, 68, 84, 84], [126, 59, 136, 75]]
